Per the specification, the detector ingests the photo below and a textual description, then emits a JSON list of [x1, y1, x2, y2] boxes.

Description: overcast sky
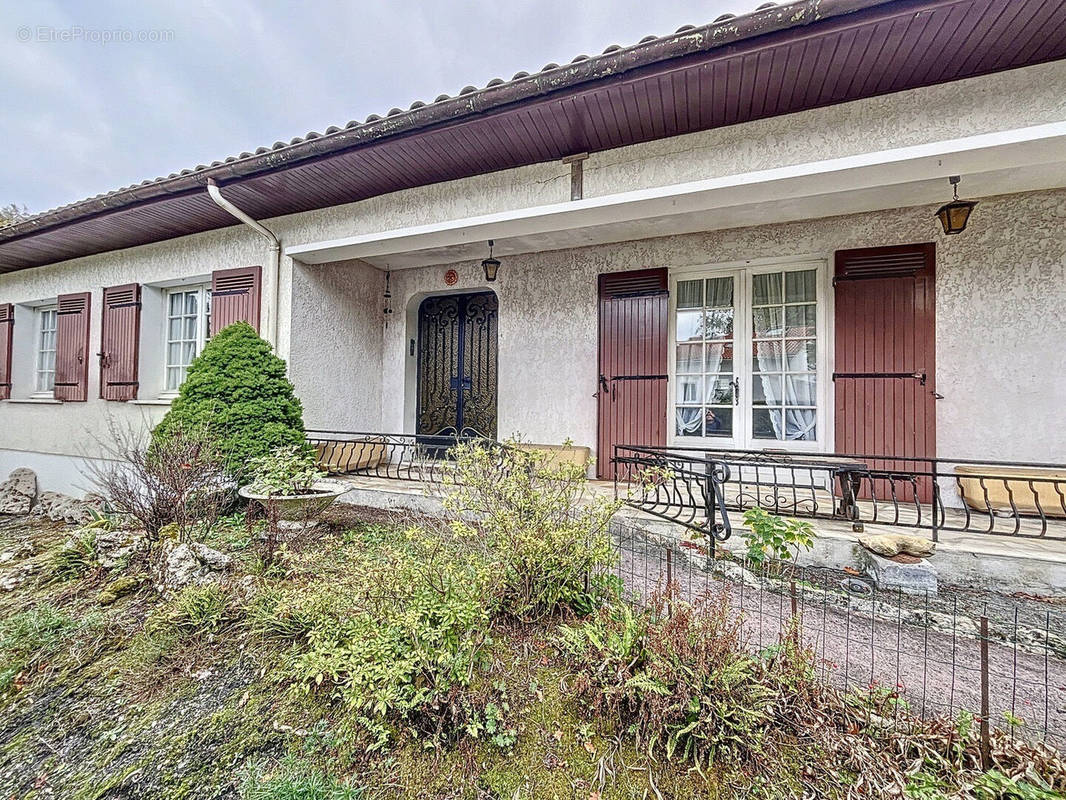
[[2, 0, 742, 214]]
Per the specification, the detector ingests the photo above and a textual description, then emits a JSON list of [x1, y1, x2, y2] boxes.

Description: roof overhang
[[2, 0, 1066, 274], [287, 122, 1066, 268]]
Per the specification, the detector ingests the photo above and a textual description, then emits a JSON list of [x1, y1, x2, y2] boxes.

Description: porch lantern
[[935, 176, 978, 235], [482, 239, 500, 282]]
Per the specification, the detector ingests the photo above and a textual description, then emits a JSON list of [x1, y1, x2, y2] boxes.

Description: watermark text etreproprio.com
[[16, 25, 175, 44]]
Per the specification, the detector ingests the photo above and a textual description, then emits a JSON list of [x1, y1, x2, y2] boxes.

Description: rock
[[30, 491, 101, 525], [0, 468, 38, 515], [95, 529, 146, 569], [0, 561, 38, 592], [712, 559, 763, 590], [861, 550, 938, 596], [858, 533, 936, 558], [157, 541, 232, 593], [98, 576, 143, 606]]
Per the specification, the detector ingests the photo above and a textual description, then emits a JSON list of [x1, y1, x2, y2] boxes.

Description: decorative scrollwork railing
[[614, 444, 1066, 541]]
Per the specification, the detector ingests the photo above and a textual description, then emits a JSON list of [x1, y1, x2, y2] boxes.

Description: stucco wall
[[373, 189, 1066, 465], [1, 61, 1064, 490]]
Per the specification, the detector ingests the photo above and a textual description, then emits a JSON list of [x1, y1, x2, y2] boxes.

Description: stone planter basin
[[238, 481, 347, 523], [955, 466, 1066, 518]]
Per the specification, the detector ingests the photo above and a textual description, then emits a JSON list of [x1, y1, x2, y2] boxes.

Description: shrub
[[47, 530, 99, 581], [86, 420, 233, 541], [560, 591, 819, 771], [153, 583, 239, 638], [153, 322, 306, 480], [246, 445, 324, 496], [740, 506, 816, 567], [441, 439, 620, 620]]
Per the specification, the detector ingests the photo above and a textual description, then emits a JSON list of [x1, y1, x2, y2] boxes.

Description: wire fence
[[609, 520, 1066, 749]]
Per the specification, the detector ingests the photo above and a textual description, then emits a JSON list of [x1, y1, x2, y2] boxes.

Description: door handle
[[598, 374, 610, 395], [732, 377, 740, 406]]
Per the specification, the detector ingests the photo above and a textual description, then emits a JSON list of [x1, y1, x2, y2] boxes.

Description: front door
[[597, 269, 669, 479], [833, 243, 937, 500], [416, 292, 498, 439]]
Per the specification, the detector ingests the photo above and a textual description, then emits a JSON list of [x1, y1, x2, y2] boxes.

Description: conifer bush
[[153, 322, 306, 479]]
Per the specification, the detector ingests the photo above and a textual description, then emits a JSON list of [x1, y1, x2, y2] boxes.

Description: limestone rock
[[30, 491, 102, 525], [712, 559, 762, 590], [0, 468, 38, 516], [157, 541, 232, 594], [95, 529, 146, 569], [98, 576, 142, 606], [858, 533, 935, 558]]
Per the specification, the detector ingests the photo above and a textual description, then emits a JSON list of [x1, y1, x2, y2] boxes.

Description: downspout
[[205, 178, 281, 348]]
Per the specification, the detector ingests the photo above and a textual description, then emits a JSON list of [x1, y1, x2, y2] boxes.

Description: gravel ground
[[611, 522, 1066, 748]]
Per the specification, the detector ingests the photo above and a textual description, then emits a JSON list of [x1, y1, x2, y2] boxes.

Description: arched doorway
[[415, 291, 498, 439]]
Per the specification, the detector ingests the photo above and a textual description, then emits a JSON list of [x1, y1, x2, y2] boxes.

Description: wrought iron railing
[[306, 430, 505, 484], [614, 444, 1066, 542]]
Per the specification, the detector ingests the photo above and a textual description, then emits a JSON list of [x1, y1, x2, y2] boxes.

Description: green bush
[[442, 439, 620, 620], [153, 322, 306, 479], [740, 506, 816, 567]]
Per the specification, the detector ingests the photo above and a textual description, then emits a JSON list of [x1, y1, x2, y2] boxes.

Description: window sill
[[5, 397, 62, 405], [128, 398, 174, 407]]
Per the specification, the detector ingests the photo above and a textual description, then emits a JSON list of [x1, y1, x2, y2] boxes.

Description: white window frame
[[33, 305, 58, 397], [667, 257, 832, 453], [162, 284, 211, 395]]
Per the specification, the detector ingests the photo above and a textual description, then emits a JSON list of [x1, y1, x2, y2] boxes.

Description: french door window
[[164, 286, 211, 392], [672, 263, 825, 449], [34, 306, 58, 394]]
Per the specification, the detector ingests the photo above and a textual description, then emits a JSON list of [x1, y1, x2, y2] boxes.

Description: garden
[[0, 322, 1062, 799]]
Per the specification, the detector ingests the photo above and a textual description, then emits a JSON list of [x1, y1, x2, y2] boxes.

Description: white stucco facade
[[2, 62, 1066, 490]]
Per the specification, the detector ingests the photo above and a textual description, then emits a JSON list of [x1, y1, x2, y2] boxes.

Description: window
[[164, 286, 211, 392], [670, 263, 825, 449], [34, 306, 57, 394]]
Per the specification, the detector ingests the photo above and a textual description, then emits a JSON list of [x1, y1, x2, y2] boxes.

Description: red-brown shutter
[[54, 291, 91, 402], [0, 304, 12, 400], [596, 268, 669, 480], [100, 283, 141, 401], [211, 266, 261, 334]]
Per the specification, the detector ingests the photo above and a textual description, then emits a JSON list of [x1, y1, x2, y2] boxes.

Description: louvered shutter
[[100, 283, 141, 401], [54, 292, 91, 402], [211, 266, 261, 334], [0, 304, 12, 400]]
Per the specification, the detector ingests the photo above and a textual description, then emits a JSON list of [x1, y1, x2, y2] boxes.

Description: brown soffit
[[2, 0, 1065, 273]]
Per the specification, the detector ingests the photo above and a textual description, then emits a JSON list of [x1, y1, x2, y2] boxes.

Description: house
[[1, 0, 1065, 534]]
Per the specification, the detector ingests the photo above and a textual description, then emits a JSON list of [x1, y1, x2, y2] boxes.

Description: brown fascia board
[[0, 0, 897, 248]]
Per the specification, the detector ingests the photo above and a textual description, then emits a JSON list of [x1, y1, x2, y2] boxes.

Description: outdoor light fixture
[[482, 239, 500, 282], [935, 176, 978, 235]]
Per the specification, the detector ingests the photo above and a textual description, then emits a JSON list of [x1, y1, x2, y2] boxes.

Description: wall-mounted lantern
[[482, 239, 500, 282], [935, 176, 978, 235]]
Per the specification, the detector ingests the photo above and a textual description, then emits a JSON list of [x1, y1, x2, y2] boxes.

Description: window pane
[[676, 343, 702, 373], [752, 272, 782, 305], [752, 307, 783, 337], [785, 339, 816, 371], [753, 341, 783, 372], [167, 342, 183, 366], [703, 308, 733, 340], [169, 292, 183, 315], [183, 341, 197, 365], [785, 374, 817, 406], [785, 304, 817, 336], [752, 408, 781, 440], [675, 376, 702, 404], [704, 343, 733, 374], [676, 279, 702, 309], [184, 315, 198, 340], [705, 376, 734, 405], [705, 277, 734, 308], [785, 409, 817, 441], [753, 374, 782, 406], [703, 406, 732, 437], [785, 269, 817, 303], [676, 407, 703, 437], [185, 291, 198, 315], [676, 310, 703, 342]]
